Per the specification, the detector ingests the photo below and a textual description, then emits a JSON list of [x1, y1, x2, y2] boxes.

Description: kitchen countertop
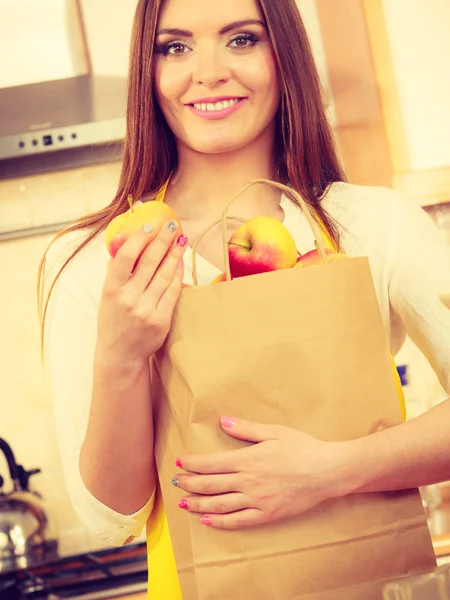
[[99, 490, 450, 599], [430, 488, 450, 558], [108, 593, 147, 600]]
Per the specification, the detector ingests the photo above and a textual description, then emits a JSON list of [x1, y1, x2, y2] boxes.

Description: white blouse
[[43, 182, 450, 546]]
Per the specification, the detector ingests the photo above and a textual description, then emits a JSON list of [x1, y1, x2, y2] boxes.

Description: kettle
[[0, 438, 49, 559]]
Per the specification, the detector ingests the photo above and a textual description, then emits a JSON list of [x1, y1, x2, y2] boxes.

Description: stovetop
[[0, 542, 147, 599], [0, 541, 59, 576]]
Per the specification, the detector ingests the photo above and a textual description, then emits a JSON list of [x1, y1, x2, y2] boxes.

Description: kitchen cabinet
[[78, 0, 139, 77], [315, 0, 394, 190], [366, 0, 450, 174], [0, 0, 88, 88], [315, 0, 450, 206], [363, 0, 450, 206]]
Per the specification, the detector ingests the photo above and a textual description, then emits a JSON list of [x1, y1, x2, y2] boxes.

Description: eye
[[228, 33, 260, 50], [156, 40, 192, 56]]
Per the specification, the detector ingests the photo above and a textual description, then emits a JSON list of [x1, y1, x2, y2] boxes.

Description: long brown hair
[[38, 0, 345, 348]]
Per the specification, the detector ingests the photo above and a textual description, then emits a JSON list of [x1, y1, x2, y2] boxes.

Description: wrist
[[94, 344, 150, 380], [327, 438, 366, 499]]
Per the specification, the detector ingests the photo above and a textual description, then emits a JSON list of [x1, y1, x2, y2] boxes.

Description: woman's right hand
[[96, 219, 188, 365]]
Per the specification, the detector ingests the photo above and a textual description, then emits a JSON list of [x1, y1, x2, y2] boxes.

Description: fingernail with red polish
[[176, 458, 183, 468], [178, 500, 189, 510], [220, 416, 237, 428], [177, 234, 188, 247], [200, 516, 212, 526]]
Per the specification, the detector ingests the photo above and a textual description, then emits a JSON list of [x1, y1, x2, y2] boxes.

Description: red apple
[[210, 273, 228, 284], [228, 216, 298, 278], [105, 196, 180, 258], [295, 248, 345, 268]]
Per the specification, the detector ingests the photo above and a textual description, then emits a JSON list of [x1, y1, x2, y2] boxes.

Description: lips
[[192, 98, 242, 112], [185, 96, 246, 120], [186, 96, 246, 105]]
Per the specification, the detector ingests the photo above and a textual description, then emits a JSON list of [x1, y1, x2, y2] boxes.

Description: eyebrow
[[156, 19, 266, 38]]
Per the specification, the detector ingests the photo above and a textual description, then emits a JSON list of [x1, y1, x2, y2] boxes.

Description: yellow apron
[[144, 185, 406, 599], [145, 181, 183, 600]]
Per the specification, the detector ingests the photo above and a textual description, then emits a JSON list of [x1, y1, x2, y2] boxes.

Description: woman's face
[[153, 0, 280, 155]]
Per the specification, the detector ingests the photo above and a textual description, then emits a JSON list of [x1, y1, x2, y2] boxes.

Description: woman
[[39, 0, 450, 597]]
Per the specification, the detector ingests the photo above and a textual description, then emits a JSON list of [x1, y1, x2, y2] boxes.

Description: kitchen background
[[0, 0, 450, 566]]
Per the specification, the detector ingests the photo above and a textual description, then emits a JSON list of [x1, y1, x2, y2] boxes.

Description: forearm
[[80, 347, 156, 515], [339, 398, 450, 496]]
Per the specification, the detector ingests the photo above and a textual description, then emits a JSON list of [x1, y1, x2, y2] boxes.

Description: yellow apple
[[105, 196, 180, 258], [228, 216, 298, 278]]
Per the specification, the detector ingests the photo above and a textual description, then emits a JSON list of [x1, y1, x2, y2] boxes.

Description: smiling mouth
[[189, 98, 244, 113]]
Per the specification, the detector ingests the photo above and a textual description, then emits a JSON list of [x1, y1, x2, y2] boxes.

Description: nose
[[192, 45, 231, 87]]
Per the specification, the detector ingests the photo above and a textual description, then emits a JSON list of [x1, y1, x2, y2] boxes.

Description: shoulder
[[323, 181, 407, 219], [322, 182, 436, 254], [323, 181, 436, 226]]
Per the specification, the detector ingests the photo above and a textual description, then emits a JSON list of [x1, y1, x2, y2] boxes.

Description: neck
[[168, 128, 281, 221]]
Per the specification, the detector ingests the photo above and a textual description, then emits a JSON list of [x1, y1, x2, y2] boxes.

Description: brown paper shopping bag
[[152, 180, 436, 600]]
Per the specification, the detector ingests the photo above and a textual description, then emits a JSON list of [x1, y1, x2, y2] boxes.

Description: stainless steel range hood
[[0, 0, 130, 179], [0, 74, 127, 178], [0, 74, 127, 160]]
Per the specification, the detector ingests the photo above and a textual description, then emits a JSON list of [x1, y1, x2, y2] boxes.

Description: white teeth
[[193, 99, 240, 112]]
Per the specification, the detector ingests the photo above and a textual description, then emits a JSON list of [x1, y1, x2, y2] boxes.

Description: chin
[[193, 142, 242, 155], [185, 133, 256, 155]]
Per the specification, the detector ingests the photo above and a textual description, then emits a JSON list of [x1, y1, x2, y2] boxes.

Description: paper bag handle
[[191, 179, 329, 285], [191, 216, 247, 286], [221, 179, 330, 281]]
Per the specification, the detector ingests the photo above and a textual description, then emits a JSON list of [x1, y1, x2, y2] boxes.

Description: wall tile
[[0, 163, 121, 556], [82, 161, 122, 213], [0, 170, 89, 232], [24, 170, 89, 227], [0, 192, 31, 232]]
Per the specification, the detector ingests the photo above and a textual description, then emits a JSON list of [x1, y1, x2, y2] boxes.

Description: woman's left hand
[[173, 417, 349, 530]]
